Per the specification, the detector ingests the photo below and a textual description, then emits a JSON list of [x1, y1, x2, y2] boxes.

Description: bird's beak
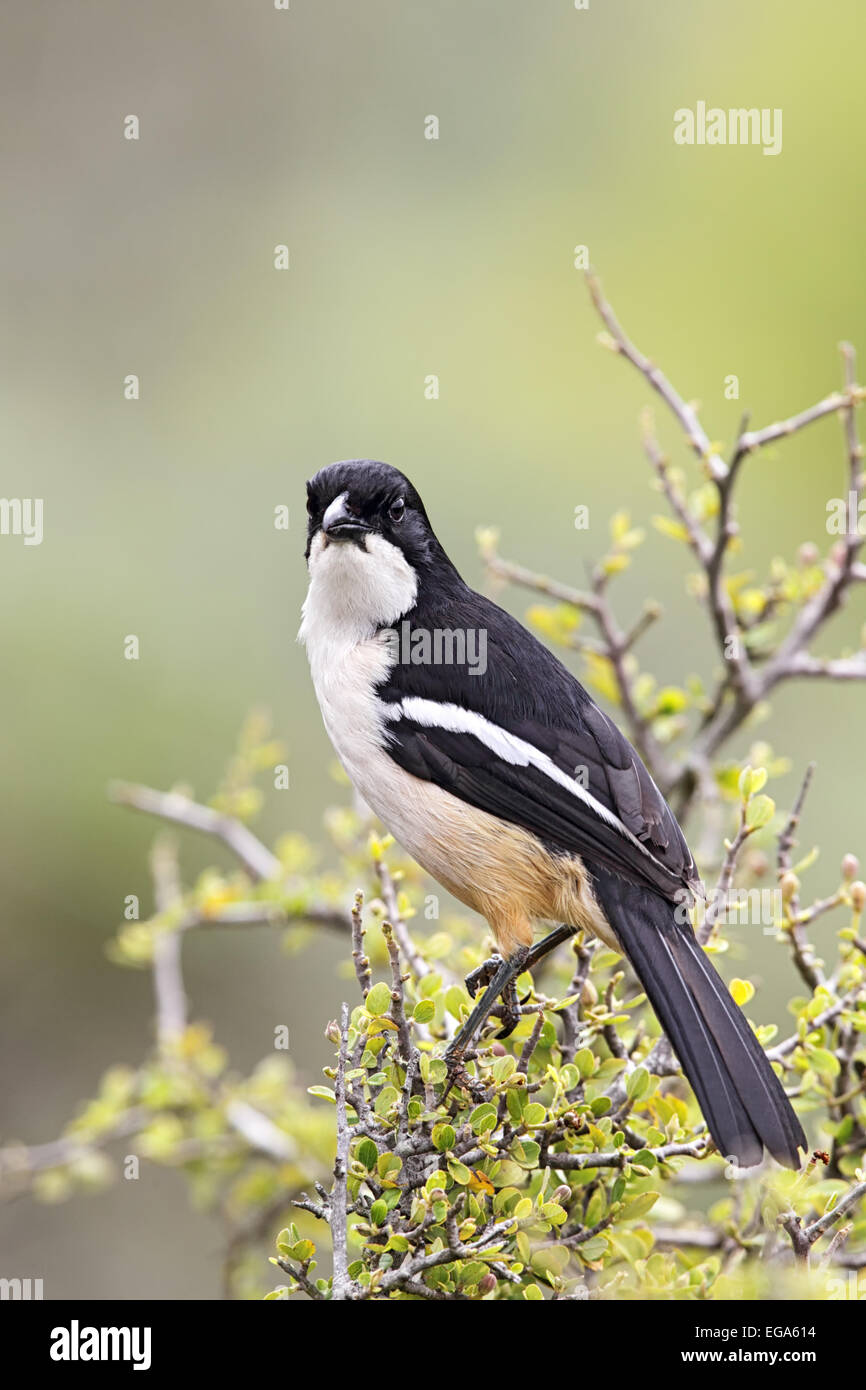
[[322, 492, 371, 542]]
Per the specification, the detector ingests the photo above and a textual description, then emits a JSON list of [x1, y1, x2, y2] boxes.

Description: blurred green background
[[2, 0, 865, 1298]]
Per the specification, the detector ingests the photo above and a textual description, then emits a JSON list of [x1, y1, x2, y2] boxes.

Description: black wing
[[377, 585, 697, 902]]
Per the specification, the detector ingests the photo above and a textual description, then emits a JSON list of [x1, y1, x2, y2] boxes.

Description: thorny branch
[[330, 1003, 353, 1300], [483, 274, 865, 823]]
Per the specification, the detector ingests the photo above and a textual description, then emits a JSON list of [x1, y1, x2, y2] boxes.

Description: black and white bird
[[300, 458, 805, 1170]]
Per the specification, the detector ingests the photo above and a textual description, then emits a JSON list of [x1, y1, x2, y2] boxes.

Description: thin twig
[[351, 891, 372, 998], [150, 834, 187, 1045], [587, 272, 728, 482], [331, 1002, 353, 1301], [110, 781, 281, 881]]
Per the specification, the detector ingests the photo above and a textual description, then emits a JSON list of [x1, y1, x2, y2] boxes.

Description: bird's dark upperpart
[[299, 457, 807, 1170]]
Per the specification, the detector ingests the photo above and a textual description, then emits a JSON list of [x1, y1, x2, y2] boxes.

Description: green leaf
[[444, 985, 470, 1020], [577, 1235, 608, 1262], [506, 1088, 525, 1123], [492, 1055, 517, 1084], [356, 1139, 378, 1170], [739, 765, 768, 798], [622, 1191, 660, 1220], [626, 1066, 650, 1101], [575, 1048, 596, 1079], [307, 1085, 336, 1103], [469, 1103, 498, 1135], [376, 1151, 403, 1179], [552, 993, 581, 1011], [459, 1262, 488, 1288], [745, 794, 775, 830], [810, 1047, 841, 1078], [541, 1202, 568, 1226], [511, 1139, 541, 1168], [374, 1085, 400, 1118], [432, 1124, 456, 1153], [365, 982, 392, 1017]]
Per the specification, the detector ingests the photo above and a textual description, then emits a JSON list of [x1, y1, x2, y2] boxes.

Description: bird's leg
[[462, 954, 522, 1040], [462, 959, 523, 1042], [443, 946, 529, 1095], [458, 923, 578, 1053], [494, 925, 577, 1038], [524, 922, 576, 972], [463, 924, 575, 1003], [444, 926, 578, 1094]]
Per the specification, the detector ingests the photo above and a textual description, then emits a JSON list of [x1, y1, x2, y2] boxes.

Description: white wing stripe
[[386, 696, 677, 880]]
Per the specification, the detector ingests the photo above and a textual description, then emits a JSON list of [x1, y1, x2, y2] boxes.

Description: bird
[[299, 458, 806, 1170]]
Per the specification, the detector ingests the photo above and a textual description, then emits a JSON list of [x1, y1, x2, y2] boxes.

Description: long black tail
[[591, 869, 806, 1169]]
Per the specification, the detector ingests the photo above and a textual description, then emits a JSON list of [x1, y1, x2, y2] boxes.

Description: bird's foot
[[465, 953, 529, 1039], [494, 977, 522, 1039], [464, 954, 505, 999]]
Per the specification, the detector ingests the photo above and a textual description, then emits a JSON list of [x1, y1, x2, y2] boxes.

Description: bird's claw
[[464, 954, 504, 999], [494, 977, 522, 1039]]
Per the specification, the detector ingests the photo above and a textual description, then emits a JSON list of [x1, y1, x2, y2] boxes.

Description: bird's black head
[[304, 459, 440, 568]]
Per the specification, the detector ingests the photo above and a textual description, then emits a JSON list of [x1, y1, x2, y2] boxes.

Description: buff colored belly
[[313, 651, 611, 955]]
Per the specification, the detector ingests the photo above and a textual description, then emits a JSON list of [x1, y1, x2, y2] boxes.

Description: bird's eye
[[389, 497, 405, 523]]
